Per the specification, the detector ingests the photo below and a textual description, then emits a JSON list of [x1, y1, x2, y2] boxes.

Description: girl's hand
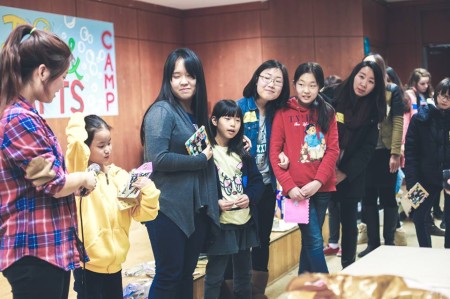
[[243, 135, 252, 152], [300, 180, 322, 198], [389, 154, 401, 173], [218, 199, 234, 212], [202, 145, 213, 160], [288, 186, 306, 201], [132, 177, 153, 190], [335, 168, 347, 184], [235, 194, 250, 209], [278, 152, 290, 169]]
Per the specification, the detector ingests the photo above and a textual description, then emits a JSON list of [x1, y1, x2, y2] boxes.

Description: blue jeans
[[298, 192, 330, 274], [145, 211, 209, 299]]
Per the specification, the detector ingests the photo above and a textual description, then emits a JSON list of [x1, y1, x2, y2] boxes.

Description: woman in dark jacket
[[404, 77, 450, 248], [329, 61, 386, 268]]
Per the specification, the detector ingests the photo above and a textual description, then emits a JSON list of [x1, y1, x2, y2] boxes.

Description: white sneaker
[[357, 223, 368, 244]]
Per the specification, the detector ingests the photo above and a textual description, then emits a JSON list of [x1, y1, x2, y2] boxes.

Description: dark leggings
[[3, 256, 71, 299], [73, 268, 123, 299], [252, 184, 276, 272]]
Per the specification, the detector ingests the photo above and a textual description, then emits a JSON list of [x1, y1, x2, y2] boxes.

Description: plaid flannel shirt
[[0, 98, 81, 271]]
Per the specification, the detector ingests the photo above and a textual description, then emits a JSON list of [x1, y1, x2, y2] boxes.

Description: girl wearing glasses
[[405, 77, 450, 249], [234, 60, 290, 297]]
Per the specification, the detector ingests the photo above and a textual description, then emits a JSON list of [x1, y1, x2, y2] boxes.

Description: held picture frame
[[407, 182, 429, 209], [185, 125, 209, 156]]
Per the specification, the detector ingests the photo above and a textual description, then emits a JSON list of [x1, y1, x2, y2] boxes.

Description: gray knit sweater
[[143, 100, 220, 237]]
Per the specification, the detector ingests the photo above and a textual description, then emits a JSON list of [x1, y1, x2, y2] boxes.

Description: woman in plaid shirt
[[0, 25, 97, 299]]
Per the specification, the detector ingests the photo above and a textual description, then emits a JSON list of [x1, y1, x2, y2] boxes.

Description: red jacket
[[270, 97, 339, 194]]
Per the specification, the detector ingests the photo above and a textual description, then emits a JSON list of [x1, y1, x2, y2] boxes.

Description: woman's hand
[[278, 152, 290, 170], [243, 135, 252, 152], [389, 154, 401, 173], [235, 194, 250, 209], [335, 168, 347, 184], [202, 145, 213, 160], [218, 199, 234, 212], [300, 180, 322, 198]]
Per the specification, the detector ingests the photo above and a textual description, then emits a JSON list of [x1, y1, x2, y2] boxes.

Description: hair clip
[[20, 28, 37, 44]]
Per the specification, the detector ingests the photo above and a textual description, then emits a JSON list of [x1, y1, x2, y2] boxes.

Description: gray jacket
[[143, 100, 220, 237]]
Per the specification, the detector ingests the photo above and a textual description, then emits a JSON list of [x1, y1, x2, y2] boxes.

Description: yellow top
[[65, 113, 159, 274]]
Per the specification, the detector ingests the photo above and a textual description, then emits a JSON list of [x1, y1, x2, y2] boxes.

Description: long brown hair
[[0, 24, 72, 112]]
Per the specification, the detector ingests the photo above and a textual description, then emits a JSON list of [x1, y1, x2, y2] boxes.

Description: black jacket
[[404, 102, 450, 192], [335, 117, 379, 200], [326, 90, 380, 200]]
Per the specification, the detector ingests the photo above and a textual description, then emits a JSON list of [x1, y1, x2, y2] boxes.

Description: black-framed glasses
[[438, 93, 450, 101], [259, 75, 283, 87]]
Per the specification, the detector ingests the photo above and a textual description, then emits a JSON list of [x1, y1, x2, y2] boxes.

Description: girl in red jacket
[[270, 62, 339, 273]]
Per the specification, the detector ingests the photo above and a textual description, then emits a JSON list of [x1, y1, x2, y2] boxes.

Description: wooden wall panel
[[387, 6, 417, 45], [1, 0, 76, 15], [137, 10, 183, 43], [106, 38, 144, 170], [313, 0, 363, 37], [388, 43, 421, 84], [315, 37, 364, 79], [261, 37, 315, 95], [188, 39, 263, 107], [138, 41, 179, 109], [76, 0, 138, 39], [260, 0, 314, 37], [183, 10, 261, 44], [421, 8, 450, 44], [362, 0, 387, 50]]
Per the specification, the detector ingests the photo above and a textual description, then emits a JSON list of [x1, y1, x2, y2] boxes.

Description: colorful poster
[[0, 6, 118, 118]]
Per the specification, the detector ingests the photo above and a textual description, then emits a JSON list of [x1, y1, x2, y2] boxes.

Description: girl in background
[[204, 100, 264, 299], [236, 60, 290, 298], [0, 24, 96, 299], [329, 61, 386, 268], [66, 113, 160, 299], [270, 62, 339, 274], [404, 77, 450, 248], [140, 48, 220, 299], [403, 68, 433, 147], [358, 54, 403, 258], [403, 68, 445, 233]]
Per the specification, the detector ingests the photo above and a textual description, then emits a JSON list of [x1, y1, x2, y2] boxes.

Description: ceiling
[[136, 0, 412, 10], [138, 0, 266, 10]]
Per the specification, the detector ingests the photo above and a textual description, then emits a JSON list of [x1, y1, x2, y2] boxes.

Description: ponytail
[[0, 24, 72, 112]]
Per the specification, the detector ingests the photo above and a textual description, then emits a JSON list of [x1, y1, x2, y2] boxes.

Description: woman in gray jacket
[[140, 48, 220, 299]]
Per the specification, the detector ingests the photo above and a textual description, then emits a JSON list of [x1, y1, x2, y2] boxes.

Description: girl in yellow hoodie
[[65, 112, 160, 299]]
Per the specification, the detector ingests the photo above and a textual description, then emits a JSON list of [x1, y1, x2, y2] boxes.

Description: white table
[[341, 245, 450, 297]]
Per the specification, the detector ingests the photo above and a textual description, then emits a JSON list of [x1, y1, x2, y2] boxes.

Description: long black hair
[[207, 99, 248, 159], [334, 60, 386, 123], [140, 48, 208, 145], [292, 62, 335, 133], [242, 60, 290, 122]]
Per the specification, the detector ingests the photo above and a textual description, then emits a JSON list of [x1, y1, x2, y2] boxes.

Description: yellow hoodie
[[65, 113, 159, 274]]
